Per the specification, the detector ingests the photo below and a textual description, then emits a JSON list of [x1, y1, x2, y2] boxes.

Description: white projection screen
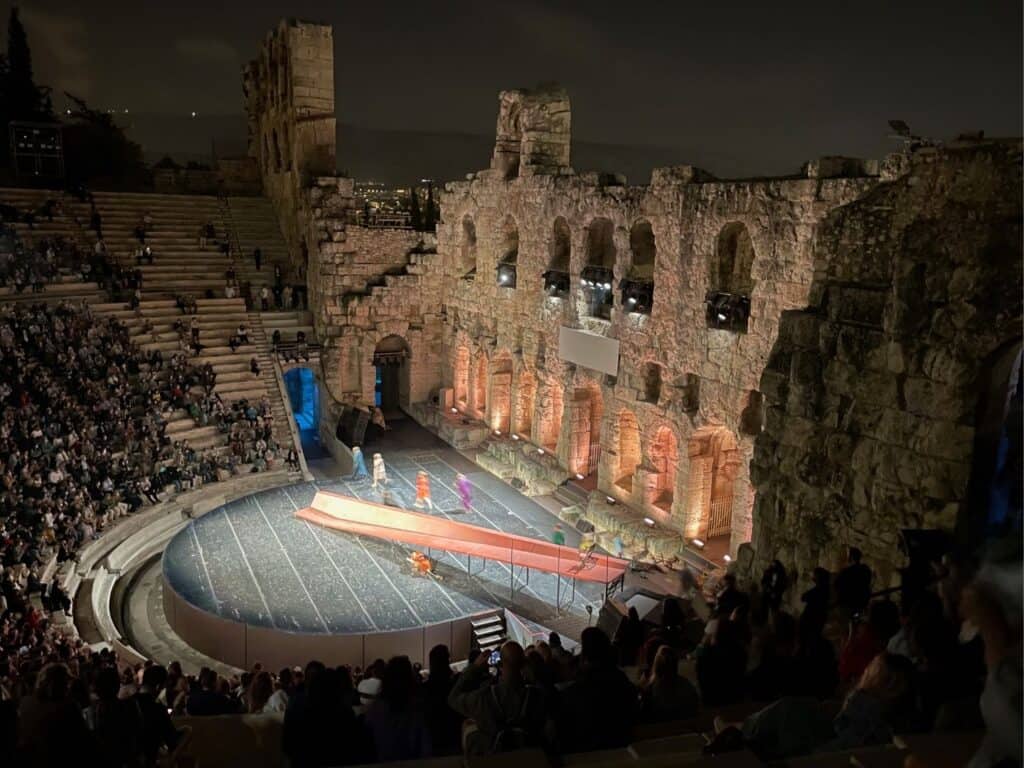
[[558, 326, 620, 377]]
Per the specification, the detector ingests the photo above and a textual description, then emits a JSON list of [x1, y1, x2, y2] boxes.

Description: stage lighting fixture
[[537, 447, 545, 454], [511, 434, 520, 440], [724, 554, 732, 563], [606, 496, 615, 504], [494, 430, 501, 436], [450, 407, 458, 413], [575, 473, 584, 480], [692, 538, 705, 549], [643, 517, 655, 527], [495, 263, 517, 288]]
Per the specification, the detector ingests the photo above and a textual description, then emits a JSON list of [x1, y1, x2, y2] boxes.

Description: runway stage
[[161, 451, 614, 669]]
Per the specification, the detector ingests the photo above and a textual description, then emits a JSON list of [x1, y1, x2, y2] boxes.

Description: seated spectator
[[640, 645, 699, 722], [246, 670, 274, 713], [839, 599, 900, 685], [422, 644, 461, 756], [696, 616, 748, 706], [84, 665, 145, 766], [723, 652, 918, 761], [554, 627, 638, 753], [449, 640, 548, 754], [365, 655, 431, 761], [17, 663, 99, 766], [284, 661, 366, 767], [186, 668, 235, 716]]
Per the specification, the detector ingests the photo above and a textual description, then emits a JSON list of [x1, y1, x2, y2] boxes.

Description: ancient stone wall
[[436, 86, 881, 558], [750, 139, 1022, 587], [244, 19, 339, 273]]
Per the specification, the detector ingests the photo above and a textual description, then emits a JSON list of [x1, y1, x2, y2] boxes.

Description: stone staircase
[[0, 186, 107, 303]]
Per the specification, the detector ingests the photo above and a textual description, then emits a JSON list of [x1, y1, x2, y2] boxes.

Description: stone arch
[[549, 217, 571, 272], [712, 222, 755, 297], [514, 368, 536, 439], [497, 216, 519, 288], [684, 426, 742, 542], [460, 215, 478, 278], [373, 334, 411, 416], [649, 426, 679, 513], [582, 217, 616, 319], [628, 220, 656, 279], [614, 409, 641, 491], [538, 376, 564, 453], [489, 350, 514, 433], [472, 353, 488, 418], [640, 362, 663, 404], [544, 216, 572, 297], [453, 345, 470, 407], [585, 217, 616, 269], [569, 382, 604, 476]]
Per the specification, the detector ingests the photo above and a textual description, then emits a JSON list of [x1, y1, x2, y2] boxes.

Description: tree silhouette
[[62, 92, 148, 188], [5, 8, 51, 121]]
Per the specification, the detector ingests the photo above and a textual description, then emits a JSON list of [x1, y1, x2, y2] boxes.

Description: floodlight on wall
[[496, 263, 517, 288], [643, 517, 655, 527], [511, 434, 520, 440], [450, 407, 458, 413], [494, 430, 501, 436], [724, 554, 732, 563], [538, 447, 545, 454], [621, 279, 654, 315], [606, 496, 615, 504], [543, 270, 570, 297], [705, 291, 751, 333], [691, 538, 705, 549], [575, 473, 584, 480]]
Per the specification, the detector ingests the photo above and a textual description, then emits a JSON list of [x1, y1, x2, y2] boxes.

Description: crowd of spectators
[[0, 300, 286, 733], [4, 533, 1017, 767]]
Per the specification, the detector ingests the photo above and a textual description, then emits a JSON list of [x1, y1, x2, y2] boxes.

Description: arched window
[[623, 220, 656, 314], [496, 216, 518, 288], [460, 216, 477, 279], [581, 218, 615, 319], [544, 217, 571, 297], [707, 222, 755, 332]]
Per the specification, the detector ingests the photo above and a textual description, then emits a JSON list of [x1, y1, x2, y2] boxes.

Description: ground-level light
[[691, 538, 705, 549]]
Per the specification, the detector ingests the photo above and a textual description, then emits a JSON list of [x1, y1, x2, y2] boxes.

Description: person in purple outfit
[[455, 473, 473, 512]]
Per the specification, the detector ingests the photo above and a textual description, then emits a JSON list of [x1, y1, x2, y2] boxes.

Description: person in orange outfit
[[414, 470, 434, 511]]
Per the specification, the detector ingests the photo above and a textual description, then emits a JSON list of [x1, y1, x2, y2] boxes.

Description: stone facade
[[435, 87, 880, 560], [244, 20, 1021, 580], [750, 139, 1022, 588]]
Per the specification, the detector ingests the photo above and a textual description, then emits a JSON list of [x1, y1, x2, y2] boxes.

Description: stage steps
[[552, 479, 589, 509], [470, 612, 506, 653]]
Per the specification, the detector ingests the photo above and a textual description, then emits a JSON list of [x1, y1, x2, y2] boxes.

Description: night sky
[[10, 0, 1023, 180]]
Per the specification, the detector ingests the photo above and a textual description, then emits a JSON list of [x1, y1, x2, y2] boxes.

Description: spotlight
[[603, 282, 612, 291], [499, 273, 508, 284], [190, 111, 197, 118], [606, 496, 615, 504], [494, 429, 501, 435], [537, 447, 545, 454], [724, 554, 732, 563], [450, 407, 458, 413], [580, 278, 586, 286], [575, 473, 584, 480], [691, 538, 705, 549], [511, 434, 520, 440], [627, 297, 637, 304], [717, 313, 727, 322], [643, 517, 655, 527]]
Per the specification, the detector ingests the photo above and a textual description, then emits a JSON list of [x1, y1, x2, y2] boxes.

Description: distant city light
[[190, 111, 197, 118]]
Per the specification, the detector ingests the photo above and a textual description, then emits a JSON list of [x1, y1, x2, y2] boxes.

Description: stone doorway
[[685, 426, 741, 545], [568, 383, 603, 477], [373, 335, 410, 419]]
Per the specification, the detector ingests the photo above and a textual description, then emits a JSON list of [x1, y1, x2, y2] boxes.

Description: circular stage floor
[[163, 451, 604, 636]]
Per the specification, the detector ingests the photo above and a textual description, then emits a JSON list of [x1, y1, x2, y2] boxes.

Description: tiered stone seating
[[65, 190, 228, 298], [226, 195, 292, 293], [0, 186, 107, 303], [90, 295, 294, 454]]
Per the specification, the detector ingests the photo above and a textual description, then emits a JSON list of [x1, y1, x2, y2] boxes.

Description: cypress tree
[[6, 7, 49, 120]]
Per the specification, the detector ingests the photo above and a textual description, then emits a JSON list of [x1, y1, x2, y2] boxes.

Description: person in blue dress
[[350, 445, 369, 480]]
